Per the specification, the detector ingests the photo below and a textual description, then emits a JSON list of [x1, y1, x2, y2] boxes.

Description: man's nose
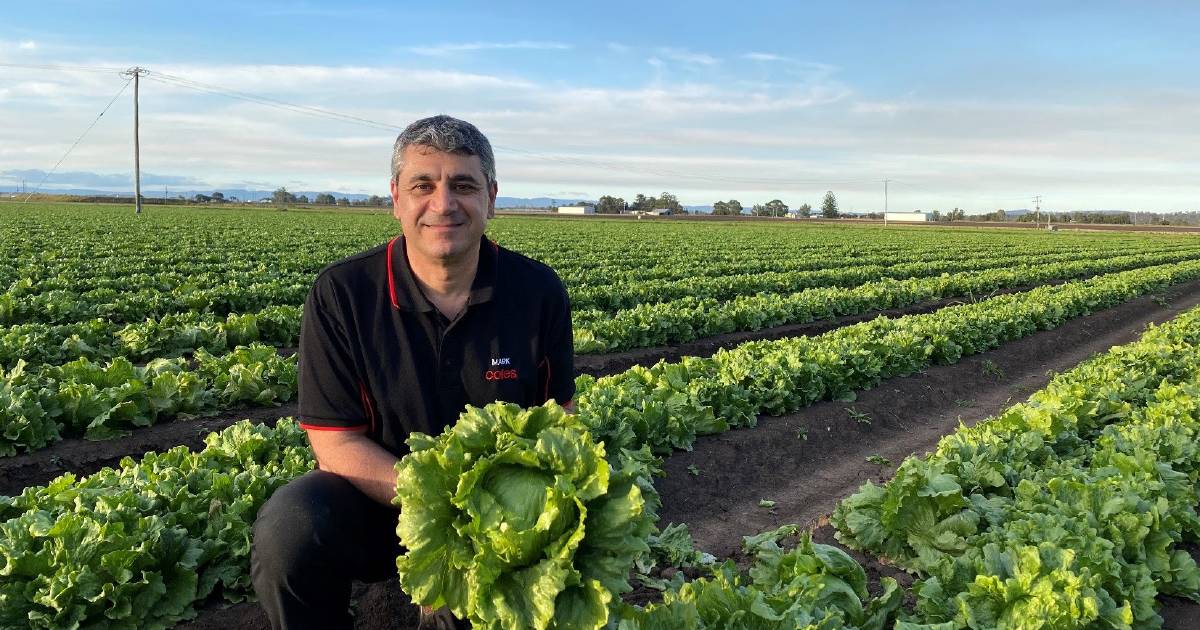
[[429, 185, 456, 213]]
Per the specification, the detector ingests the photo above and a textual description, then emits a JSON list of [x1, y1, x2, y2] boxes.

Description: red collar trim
[[386, 236, 400, 309]]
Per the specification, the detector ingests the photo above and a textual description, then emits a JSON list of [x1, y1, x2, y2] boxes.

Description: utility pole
[[883, 179, 890, 226], [1033, 195, 1042, 229], [121, 67, 148, 215]]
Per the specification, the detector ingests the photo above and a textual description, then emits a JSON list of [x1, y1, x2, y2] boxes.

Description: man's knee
[[252, 470, 356, 579]]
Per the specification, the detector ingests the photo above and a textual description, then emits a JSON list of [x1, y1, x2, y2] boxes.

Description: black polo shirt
[[297, 234, 575, 458]]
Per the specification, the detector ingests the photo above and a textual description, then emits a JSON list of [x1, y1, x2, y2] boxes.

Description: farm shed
[[556, 205, 595, 215]]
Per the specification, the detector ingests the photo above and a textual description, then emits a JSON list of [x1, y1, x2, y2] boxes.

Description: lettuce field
[[3, 202, 1200, 629]]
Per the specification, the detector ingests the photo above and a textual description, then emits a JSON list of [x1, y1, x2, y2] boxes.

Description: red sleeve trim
[[386, 236, 401, 309], [299, 423, 370, 432]]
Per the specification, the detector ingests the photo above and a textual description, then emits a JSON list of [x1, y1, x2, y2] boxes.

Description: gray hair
[[390, 115, 496, 184]]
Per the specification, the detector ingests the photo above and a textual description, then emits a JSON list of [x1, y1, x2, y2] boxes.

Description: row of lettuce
[[5, 247, 1199, 373], [9, 240, 1196, 329], [2, 258, 1198, 459], [3, 260, 1200, 627], [829, 305, 1200, 628], [0, 345, 296, 456], [8, 203, 1171, 296], [615, 300, 1200, 629]]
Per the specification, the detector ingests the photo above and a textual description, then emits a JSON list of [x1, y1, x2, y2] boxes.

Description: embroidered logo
[[485, 369, 519, 381], [491, 357, 512, 366]]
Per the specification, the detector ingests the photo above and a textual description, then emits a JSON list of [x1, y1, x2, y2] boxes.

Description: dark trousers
[[251, 469, 404, 629]]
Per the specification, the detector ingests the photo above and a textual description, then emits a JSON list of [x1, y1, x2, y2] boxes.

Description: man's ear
[[487, 180, 498, 219], [390, 178, 402, 220]]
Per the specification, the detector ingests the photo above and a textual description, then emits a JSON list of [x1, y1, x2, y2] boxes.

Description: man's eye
[[413, 183, 433, 191]]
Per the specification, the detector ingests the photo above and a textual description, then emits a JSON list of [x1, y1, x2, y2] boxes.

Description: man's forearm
[[306, 430, 400, 506]]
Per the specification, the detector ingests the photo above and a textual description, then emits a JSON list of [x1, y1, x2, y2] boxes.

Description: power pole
[[121, 67, 149, 215], [1033, 195, 1042, 228], [883, 179, 890, 226]]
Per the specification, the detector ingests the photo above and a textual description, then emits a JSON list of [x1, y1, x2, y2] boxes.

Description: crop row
[[0, 420, 313, 629], [2, 261, 1197, 627], [5, 247, 1191, 372], [568, 246, 1200, 312], [10, 238, 1194, 329], [831, 305, 1200, 628], [553, 239, 1178, 287], [0, 305, 301, 369], [0, 344, 296, 456], [572, 248, 1200, 352], [574, 259, 1200, 455]]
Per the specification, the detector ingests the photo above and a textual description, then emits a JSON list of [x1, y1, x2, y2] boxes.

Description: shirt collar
[[387, 235, 497, 312]]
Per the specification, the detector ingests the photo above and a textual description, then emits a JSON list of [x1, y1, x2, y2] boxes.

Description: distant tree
[[796, 203, 812, 218], [294, 194, 308, 203], [367, 195, 388, 207], [994, 209, 1007, 221], [193, 193, 212, 203], [712, 199, 743, 216], [820, 191, 839, 218], [336, 197, 350, 206], [931, 210, 943, 221], [596, 195, 625, 214], [272, 187, 296, 205], [751, 203, 767, 216], [764, 199, 789, 217], [211, 191, 225, 201], [633, 194, 651, 211], [948, 207, 965, 221], [656, 191, 683, 213], [315, 193, 336, 205]]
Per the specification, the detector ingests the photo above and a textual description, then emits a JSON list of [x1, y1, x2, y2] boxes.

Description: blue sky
[[2, 1, 1198, 211]]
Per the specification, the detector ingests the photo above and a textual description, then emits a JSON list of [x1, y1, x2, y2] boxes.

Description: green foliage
[[832, 306, 1200, 628], [0, 420, 315, 629], [0, 344, 296, 454], [393, 401, 657, 629], [615, 531, 903, 629]]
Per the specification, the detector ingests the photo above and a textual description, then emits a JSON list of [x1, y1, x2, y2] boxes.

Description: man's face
[[390, 145, 497, 265]]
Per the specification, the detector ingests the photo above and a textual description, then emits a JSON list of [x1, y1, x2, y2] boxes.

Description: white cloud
[[743, 52, 786, 62], [18, 40, 36, 50], [657, 48, 720, 66], [405, 41, 571, 56]]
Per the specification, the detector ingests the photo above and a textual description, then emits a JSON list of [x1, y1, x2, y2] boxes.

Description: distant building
[[885, 211, 933, 222], [556, 205, 595, 215]]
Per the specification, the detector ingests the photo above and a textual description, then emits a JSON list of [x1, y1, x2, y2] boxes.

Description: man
[[251, 115, 575, 629]]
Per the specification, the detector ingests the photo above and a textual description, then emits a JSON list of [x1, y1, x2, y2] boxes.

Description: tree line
[[592, 191, 841, 217]]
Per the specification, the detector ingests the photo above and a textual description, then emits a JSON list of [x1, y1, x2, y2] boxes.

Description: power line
[[22, 78, 133, 202]]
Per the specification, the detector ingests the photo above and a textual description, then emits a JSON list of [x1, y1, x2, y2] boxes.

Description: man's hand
[[306, 429, 401, 506]]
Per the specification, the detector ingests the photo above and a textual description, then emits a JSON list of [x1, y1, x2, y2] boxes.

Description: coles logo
[[485, 369, 519, 381]]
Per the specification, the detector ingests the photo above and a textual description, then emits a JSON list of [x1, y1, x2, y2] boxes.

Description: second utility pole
[[122, 67, 149, 215]]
